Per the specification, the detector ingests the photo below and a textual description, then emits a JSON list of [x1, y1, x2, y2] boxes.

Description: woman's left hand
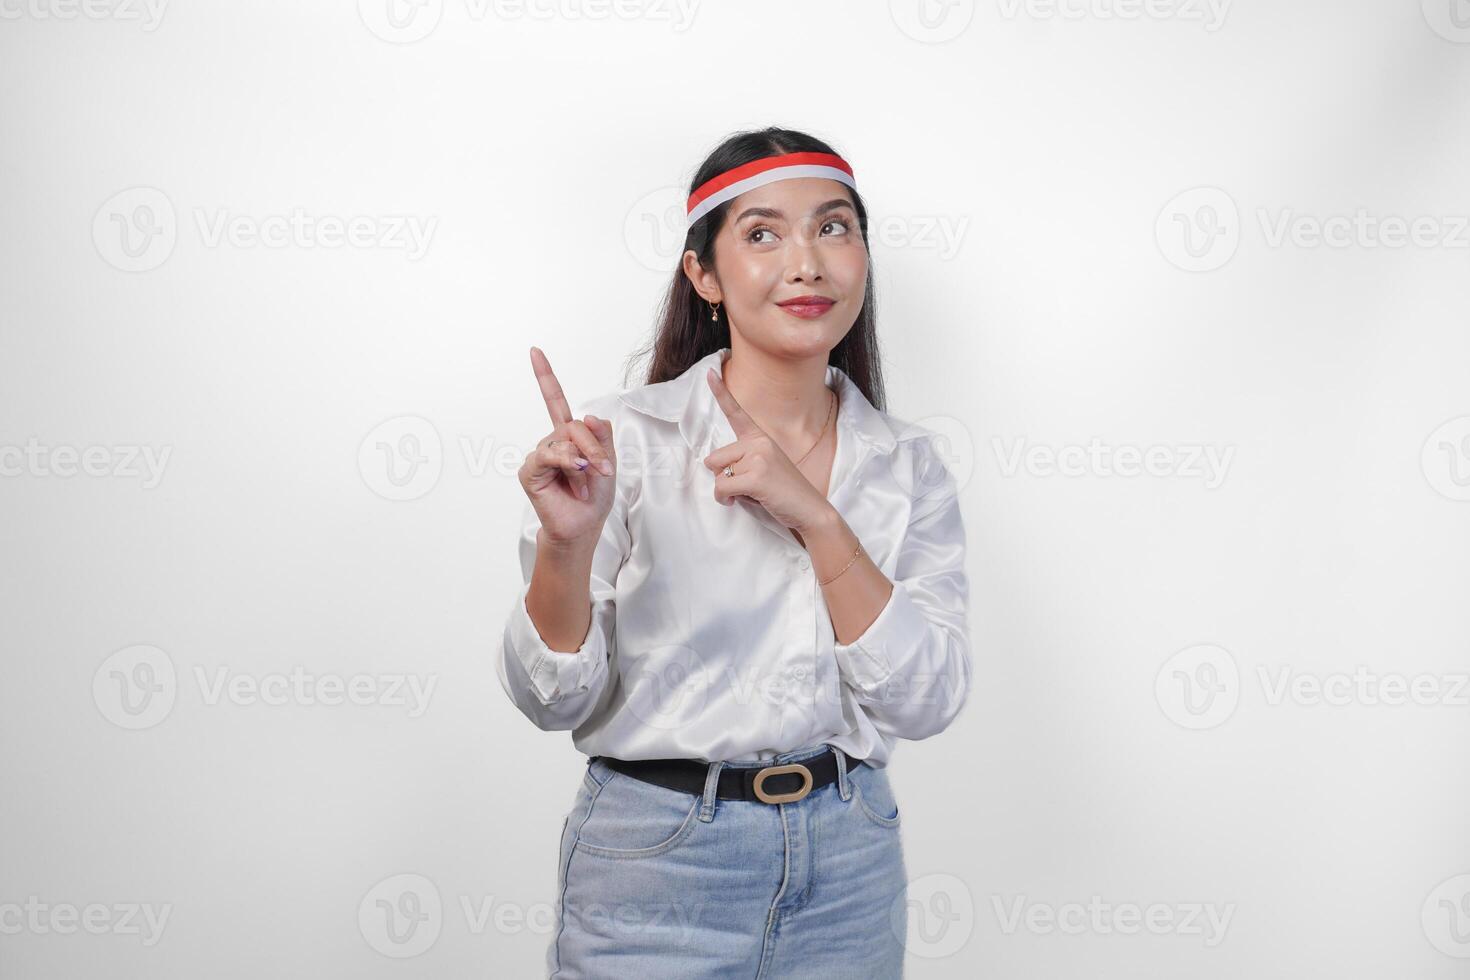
[[702, 368, 836, 534]]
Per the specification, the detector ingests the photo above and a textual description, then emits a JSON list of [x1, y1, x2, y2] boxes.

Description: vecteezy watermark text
[[358, 0, 700, 44], [0, 0, 167, 29], [357, 872, 710, 959], [992, 437, 1235, 488], [1157, 644, 1470, 730], [995, 0, 1230, 31], [1157, 187, 1470, 272], [93, 645, 439, 729], [93, 187, 437, 272], [0, 439, 171, 488], [194, 666, 437, 717], [0, 898, 172, 947], [992, 895, 1235, 947]]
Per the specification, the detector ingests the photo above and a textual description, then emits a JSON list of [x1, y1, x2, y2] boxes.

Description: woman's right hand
[[518, 346, 617, 546]]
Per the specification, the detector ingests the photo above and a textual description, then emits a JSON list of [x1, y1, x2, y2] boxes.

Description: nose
[[785, 221, 826, 283]]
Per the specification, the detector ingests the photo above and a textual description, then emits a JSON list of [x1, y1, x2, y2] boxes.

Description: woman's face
[[684, 176, 868, 361]]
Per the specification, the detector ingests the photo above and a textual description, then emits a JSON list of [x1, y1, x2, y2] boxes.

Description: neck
[[719, 341, 834, 448]]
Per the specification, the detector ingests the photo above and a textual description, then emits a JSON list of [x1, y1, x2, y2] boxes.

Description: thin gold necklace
[[794, 388, 836, 466]]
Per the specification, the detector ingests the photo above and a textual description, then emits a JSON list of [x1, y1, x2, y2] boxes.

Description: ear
[[681, 249, 722, 304]]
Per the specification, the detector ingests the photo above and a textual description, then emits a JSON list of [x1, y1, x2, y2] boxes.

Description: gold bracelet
[[817, 543, 864, 586]]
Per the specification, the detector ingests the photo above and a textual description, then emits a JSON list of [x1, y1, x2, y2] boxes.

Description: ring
[[547, 439, 563, 448], [722, 464, 734, 478]]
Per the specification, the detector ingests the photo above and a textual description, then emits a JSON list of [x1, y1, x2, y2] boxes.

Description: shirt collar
[[618, 347, 899, 456]]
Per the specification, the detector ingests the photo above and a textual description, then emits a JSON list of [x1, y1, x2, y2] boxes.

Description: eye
[[746, 225, 777, 244], [821, 217, 851, 236]]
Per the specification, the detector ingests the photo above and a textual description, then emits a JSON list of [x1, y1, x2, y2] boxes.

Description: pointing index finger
[[706, 368, 763, 439], [530, 346, 574, 427]]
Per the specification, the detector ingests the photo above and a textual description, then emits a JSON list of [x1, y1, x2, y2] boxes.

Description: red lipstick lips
[[776, 295, 835, 319]]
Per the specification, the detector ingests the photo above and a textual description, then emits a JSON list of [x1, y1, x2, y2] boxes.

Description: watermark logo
[[359, 416, 444, 501], [93, 187, 177, 273], [93, 645, 177, 731], [896, 872, 975, 958], [1158, 649, 1466, 725], [624, 186, 688, 272], [890, 0, 975, 43], [93, 646, 439, 727], [358, 0, 445, 43], [93, 188, 437, 271], [363, 881, 702, 943], [894, 416, 976, 499], [622, 191, 970, 268], [1155, 643, 1239, 730], [1156, 187, 1239, 272], [359, 422, 714, 502], [623, 644, 711, 731], [1421, 0, 1470, 43], [1422, 416, 1470, 502], [1423, 874, 1470, 957], [359, 874, 442, 958], [1161, 187, 1470, 271]]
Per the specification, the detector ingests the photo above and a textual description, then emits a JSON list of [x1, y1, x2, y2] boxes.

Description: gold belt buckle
[[752, 763, 814, 804]]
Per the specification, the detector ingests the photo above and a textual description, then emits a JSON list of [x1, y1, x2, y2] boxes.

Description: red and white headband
[[685, 151, 856, 228]]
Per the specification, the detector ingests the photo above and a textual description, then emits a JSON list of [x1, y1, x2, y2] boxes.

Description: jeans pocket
[[552, 814, 571, 888], [851, 764, 901, 829], [573, 770, 703, 860]]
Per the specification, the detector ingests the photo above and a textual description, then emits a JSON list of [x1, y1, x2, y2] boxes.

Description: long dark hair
[[625, 126, 886, 412]]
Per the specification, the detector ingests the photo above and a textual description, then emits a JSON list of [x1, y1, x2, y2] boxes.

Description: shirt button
[[793, 665, 808, 680], [798, 556, 811, 571]]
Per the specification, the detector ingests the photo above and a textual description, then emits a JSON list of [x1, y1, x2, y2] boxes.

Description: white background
[[2, 0, 1469, 976]]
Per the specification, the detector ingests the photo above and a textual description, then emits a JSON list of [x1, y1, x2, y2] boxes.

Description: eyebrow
[[732, 198, 856, 224]]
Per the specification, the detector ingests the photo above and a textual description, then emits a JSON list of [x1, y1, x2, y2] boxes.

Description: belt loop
[[699, 760, 724, 822], [835, 747, 852, 801]]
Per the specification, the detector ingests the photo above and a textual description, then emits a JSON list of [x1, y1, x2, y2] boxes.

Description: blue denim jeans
[[548, 742, 908, 978]]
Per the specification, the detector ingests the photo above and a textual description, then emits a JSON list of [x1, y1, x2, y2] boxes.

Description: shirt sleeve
[[833, 437, 972, 741], [496, 412, 630, 732]]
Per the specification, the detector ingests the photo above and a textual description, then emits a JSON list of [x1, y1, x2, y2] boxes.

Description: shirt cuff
[[832, 581, 930, 694], [504, 580, 609, 705]]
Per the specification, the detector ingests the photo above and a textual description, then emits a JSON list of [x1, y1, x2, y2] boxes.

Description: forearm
[[524, 528, 598, 653], [801, 505, 892, 645]]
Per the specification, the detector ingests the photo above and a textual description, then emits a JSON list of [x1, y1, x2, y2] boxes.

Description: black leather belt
[[592, 746, 860, 804]]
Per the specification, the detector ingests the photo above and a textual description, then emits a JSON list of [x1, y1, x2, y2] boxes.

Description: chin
[[768, 331, 840, 360]]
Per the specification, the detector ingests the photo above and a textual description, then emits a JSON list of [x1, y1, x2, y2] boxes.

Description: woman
[[498, 127, 972, 978]]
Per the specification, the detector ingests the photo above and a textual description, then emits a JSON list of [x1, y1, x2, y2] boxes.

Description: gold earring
[[709, 300, 720, 323]]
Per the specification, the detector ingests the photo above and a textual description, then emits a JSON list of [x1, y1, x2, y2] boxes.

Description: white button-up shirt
[[497, 347, 971, 768]]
